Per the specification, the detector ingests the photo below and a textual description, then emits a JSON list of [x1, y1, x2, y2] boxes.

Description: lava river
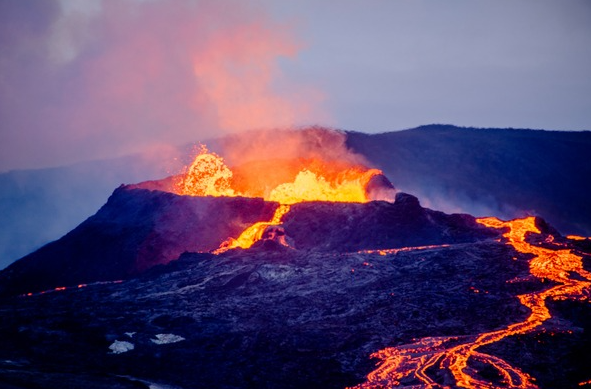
[[350, 216, 591, 389], [177, 146, 591, 387]]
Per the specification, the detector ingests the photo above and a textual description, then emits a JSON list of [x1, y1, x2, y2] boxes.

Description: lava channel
[[350, 216, 591, 389]]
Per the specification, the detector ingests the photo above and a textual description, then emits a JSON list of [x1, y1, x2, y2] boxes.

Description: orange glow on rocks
[[567, 235, 588, 241], [177, 145, 384, 251], [351, 216, 591, 389], [21, 280, 124, 297], [214, 204, 291, 253]]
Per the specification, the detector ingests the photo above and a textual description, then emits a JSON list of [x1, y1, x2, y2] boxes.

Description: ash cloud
[[0, 0, 327, 172]]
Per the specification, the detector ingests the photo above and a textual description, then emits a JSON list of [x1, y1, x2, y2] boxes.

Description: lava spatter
[[176, 145, 235, 197], [178, 146, 385, 251], [351, 216, 591, 389]]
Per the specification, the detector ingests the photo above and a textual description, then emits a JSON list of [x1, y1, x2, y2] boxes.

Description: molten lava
[[351, 216, 591, 389], [178, 145, 385, 251], [177, 145, 235, 197], [214, 204, 291, 253], [268, 168, 380, 204], [567, 235, 589, 241]]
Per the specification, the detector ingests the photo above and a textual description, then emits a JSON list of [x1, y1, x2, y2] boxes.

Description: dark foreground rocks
[[1, 238, 590, 388]]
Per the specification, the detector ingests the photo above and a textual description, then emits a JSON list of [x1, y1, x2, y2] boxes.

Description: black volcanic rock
[[0, 238, 589, 388], [282, 193, 496, 251], [0, 187, 277, 297], [363, 173, 396, 201], [0, 189, 497, 297]]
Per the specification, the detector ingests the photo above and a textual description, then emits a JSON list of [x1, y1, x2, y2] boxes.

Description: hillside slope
[[347, 125, 591, 235], [0, 189, 495, 297]]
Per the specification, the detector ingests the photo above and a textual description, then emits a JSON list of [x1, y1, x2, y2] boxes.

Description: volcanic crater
[[0, 144, 590, 389]]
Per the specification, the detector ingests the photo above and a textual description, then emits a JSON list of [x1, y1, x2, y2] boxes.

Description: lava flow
[[351, 216, 591, 389], [177, 145, 384, 251]]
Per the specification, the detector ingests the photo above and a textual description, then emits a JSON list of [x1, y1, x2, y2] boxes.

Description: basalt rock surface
[[0, 236, 590, 388], [282, 193, 495, 252], [0, 189, 495, 297], [0, 187, 277, 297], [0, 185, 590, 388]]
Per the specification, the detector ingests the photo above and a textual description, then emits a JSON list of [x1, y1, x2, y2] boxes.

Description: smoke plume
[[0, 0, 327, 172], [217, 126, 367, 167]]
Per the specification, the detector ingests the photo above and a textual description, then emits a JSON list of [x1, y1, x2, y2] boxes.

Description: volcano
[[0, 143, 590, 389]]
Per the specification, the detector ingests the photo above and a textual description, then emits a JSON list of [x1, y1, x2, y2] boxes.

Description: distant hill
[[347, 125, 591, 235]]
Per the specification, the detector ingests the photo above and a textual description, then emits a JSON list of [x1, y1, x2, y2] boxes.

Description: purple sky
[[1, 0, 590, 172]]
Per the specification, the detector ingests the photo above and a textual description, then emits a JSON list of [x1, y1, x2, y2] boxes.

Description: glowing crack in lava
[[351, 216, 591, 389], [177, 145, 384, 252]]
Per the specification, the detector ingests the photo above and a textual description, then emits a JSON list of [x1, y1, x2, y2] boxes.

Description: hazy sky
[[1, 0, 590, 171]]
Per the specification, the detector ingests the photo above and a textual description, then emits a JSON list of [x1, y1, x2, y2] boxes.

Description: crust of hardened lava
[[0, 240, 538, 389], [281, 192, 498, 252], [0, 186, 278, 297]]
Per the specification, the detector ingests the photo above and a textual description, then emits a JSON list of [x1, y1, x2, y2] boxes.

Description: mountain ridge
[[346, 124, 591, 235]]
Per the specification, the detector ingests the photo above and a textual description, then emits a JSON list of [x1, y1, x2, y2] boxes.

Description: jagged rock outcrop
[[0, 186, 276, 297], [282, 192, 495, 252], [0, 189, 496, 297]]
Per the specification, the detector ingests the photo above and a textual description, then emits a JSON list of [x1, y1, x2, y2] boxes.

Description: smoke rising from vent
[[0, 0, 328, 172], [217, 127, 367, 167], [205, 127, 386, 200]]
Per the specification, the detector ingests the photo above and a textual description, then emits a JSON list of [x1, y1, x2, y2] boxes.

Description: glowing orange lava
[[567, 235, 588, 241], [178, 145, 384, 251], [21, 280, 124, 298], [214, 204, 291, 252], [176, 145, 235, 197], [359, 244, 452, 256], [350, 216, 591, 389]]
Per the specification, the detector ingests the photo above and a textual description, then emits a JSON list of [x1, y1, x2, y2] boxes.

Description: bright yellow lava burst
[[177, 146, 382, 251], [177, 146, 235, 197], [268, 170, 375, 204]]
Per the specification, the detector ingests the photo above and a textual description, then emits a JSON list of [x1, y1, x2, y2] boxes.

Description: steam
[[217, 126, 368, 167], [401, 182, 520, 220], [0, 0, 327, 172], [193, 25, 328, 132]]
